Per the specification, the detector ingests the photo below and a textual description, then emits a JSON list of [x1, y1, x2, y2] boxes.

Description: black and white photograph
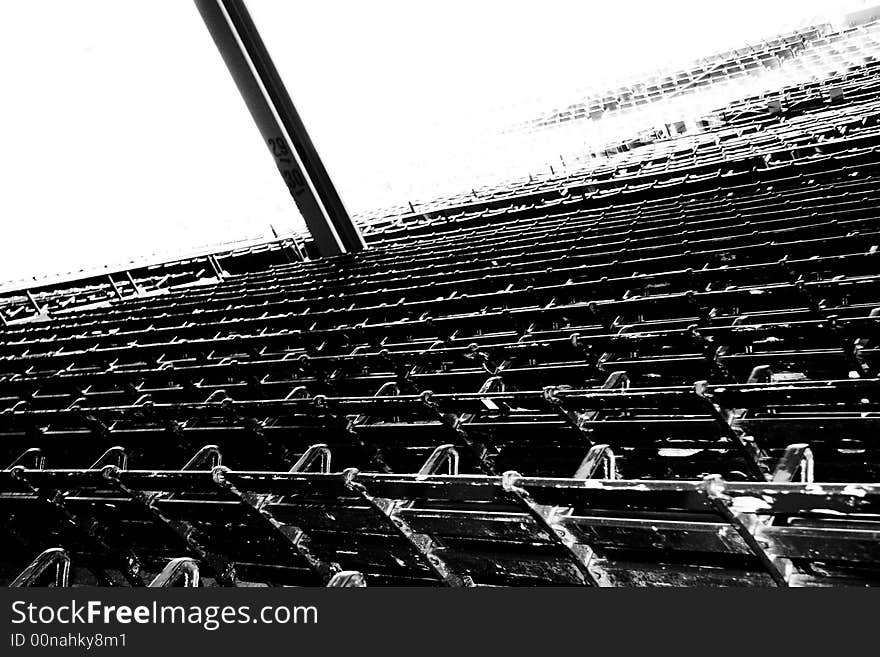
[[1, 1, 879, 641]]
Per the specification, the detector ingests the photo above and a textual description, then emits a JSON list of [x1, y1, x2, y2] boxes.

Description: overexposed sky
[[0, 0, 855, 283]]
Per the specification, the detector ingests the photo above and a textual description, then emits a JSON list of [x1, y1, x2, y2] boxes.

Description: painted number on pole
[[268, 137, 306, 197]]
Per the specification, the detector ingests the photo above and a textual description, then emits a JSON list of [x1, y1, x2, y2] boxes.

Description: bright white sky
[[0, 0, 855, 284]]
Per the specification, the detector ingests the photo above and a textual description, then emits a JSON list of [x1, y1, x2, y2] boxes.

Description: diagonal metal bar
[[100, 465, 238, 586], [193, 0, 365, 256], [326, 570, 366, 587], [694, 380, 767, 481], [213, 466, 339, 584], [702, 475, 789, 587], [343, 468, 473, 587], [501, 471, 601, 587]]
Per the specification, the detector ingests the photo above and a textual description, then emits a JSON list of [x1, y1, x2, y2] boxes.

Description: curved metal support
[[182, 445, 223, 471], [747, 365, 773, 384], [473, 376, 508, 414], [373, 382, 401, 397], [290, 443, 332, 474], [418, 444, 460, 476], [149, 557, 200, 588], [601, 371, 631, 390], [11, 548, 71, 588], [133, 394, 153, 407], [5, 447, 45, 471], [90, 446, 128, 471], [284, 385, 310, 400], [204, 390, 230, 404], [260, 444, 333, 508], [478, 376, 506, 394], [772, 443, 814, 483], [326, 571, 366, 587], [574, 444, 617, 480]]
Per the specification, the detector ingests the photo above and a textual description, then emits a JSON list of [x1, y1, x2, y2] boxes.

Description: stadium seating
[[376, 18, 880, 225], [3, 462, 878, 587], [0, 238, 303, 324], [524, 25, 828, 130], [4, 18, 880, 586]]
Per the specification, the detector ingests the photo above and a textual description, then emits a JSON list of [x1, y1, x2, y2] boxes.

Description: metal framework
[[194, 0, 366, 257]]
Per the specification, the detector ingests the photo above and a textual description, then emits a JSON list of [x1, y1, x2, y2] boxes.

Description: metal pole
[[193, 0, 366, 257]]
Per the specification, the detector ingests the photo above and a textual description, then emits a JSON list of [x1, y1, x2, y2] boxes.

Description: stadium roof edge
[[0, 232, 304, 297]]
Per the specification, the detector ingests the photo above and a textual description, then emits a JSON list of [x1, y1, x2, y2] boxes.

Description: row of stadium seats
[[9, 547, 364, 588], [522, 18, 880, 136], [370, 38, 880, 228], [527, 25, 826, 129], [5, 18, 880, 586], [1, 450, 876, 587], [0, 238, 303, 325]]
